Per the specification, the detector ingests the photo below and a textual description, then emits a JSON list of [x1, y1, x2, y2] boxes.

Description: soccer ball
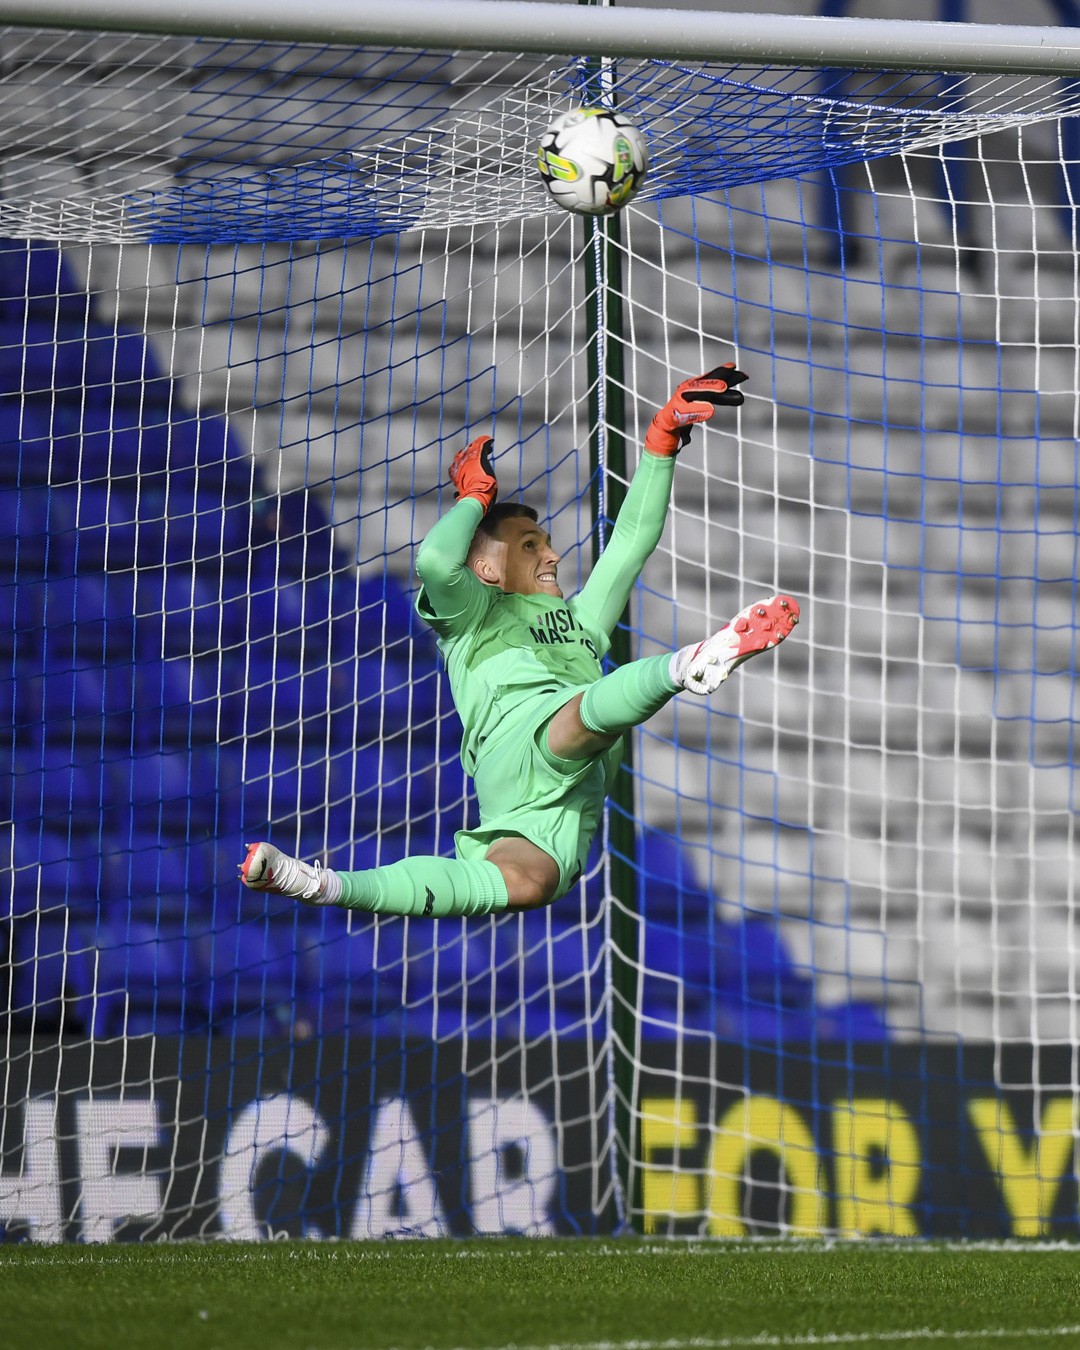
[[536, 108, 649, 216]]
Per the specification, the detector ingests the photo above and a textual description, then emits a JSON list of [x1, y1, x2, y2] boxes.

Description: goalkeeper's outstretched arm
[[415, 435, 497, 633], [573, 363, 747, 637]]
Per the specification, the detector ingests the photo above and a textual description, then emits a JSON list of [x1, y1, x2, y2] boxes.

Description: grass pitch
[[4, 1239, 1080, 1350]]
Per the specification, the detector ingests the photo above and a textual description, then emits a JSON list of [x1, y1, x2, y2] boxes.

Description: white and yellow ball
[[537, 108, 649, 216]]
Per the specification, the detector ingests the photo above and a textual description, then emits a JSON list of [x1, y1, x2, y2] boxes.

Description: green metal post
[[579, 55, 642, 1226]]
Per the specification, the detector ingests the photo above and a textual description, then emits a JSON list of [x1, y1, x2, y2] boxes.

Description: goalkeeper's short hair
[[472, 501, 538, 545]]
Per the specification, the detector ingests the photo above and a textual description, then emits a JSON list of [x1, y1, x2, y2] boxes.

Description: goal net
[[2, 7, 1080, 1241]]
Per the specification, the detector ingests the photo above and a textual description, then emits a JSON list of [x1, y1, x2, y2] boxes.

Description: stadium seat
[[82, 327, 172, 411], [0, 400, 56, 484], [218, 740, 337, 849], [107, 747, 221, 839], [40, 482, 138, 573], [91, 914, 208, 1037], [16, 663, 139, 750], [518, 919, 603, 1016], [0, 580, 40, 666], [405, 920, 505, 1006], [249, 487, 343, 573], [6, 912, 109, 1037], [0, 484, 51, 575], [135, 567, 246, 661], [714, 915, 813, 1009], [199, 916, 308, 1039], [305, 915, 409, 1023], [94, 832, 215, 927], [10, 744, 106, 834], [636, 827, 713, 923], [38, 572, 138, 667], [814, 999, 889, 1042], [73, 404, 173, 479], [223, 659, 333, 744], [9, 826, 97, 919], [0, 241, 85, 322], [132, 655, 225, 750], [9, 321, 91, 402]]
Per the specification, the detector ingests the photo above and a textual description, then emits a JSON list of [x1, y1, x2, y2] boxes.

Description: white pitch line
[[5, 1238, 1080, 1265], [408, 1328, 1080, 1350]]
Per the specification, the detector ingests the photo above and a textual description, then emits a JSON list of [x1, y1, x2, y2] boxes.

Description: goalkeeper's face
[[489, 517, 563, 598]]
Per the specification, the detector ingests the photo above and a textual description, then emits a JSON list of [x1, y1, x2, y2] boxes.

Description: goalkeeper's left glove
[[448, 435, 498, 514], [644, 362, 748, 456]]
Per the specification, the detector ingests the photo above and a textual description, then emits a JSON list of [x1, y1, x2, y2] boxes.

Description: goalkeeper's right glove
[[448, 435, 498, 514], [644, 363, 748, 456]]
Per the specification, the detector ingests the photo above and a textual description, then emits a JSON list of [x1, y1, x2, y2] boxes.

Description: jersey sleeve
[[414, 496, 492, 640], [572, 449, 675, 638]]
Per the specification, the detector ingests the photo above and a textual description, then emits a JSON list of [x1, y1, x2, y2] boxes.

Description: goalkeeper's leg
[[241, 596, 798, 917], [549, 593, 800, 758], [241, 841, 514, 915]]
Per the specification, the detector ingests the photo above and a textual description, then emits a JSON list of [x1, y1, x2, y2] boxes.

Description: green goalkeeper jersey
[[414, 450, 675, 774]]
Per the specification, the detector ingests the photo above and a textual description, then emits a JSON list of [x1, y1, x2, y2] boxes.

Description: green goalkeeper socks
[[322, 854, 510, 917], [577, 652, 680, 738]]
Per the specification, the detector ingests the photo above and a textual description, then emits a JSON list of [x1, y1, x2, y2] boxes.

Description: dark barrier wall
[[634, 1040, 1080, 1239], [1, 1037, 1076, 1241], [0, 1036, 609, 1241]]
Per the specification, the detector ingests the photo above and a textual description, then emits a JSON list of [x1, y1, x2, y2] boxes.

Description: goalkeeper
[[240, 364, 799, 916]]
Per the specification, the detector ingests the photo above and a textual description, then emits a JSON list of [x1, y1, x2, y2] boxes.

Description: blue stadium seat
[[107, 747, 221, 839], [218, 741, 336, 848], [246, 570, 335, 660], [93, 832, 213, 924], [635, 827, 713, 923], [6, 913, 109, 1037], [135, 568, 246, 661], [82, 328, 172, 412], [151, 419, 254, 530], [351, 572, 428, 654], [248, 487, 342, 574], [223, 658, 332, 744], [713, 1001, 818, 1047], [91, 914, 208, 1037], [812, 1000, 890, 1042], [126, 477, 250, 571], [307, 915, 410, 1025], [16, 663, 139, 749], [0, 484, 52, 575], [9, 826, 96, 917], [0, 580, 40, 666], [0, 241, 85, 322], [5, 321, 89, 401], [73, 405, 173, 479], [325, 741, 435, 837], [38, 572, 138, 667], [131, 655, 225, 749], [199, 917, 308, 1038], [404, 920, 505, 1006], [39, 483, 138, 573], [714, 915, 813, 1009], [0, 400, 57, 485], [516, 915, 603, 1015], [10, 744, 105, 833]]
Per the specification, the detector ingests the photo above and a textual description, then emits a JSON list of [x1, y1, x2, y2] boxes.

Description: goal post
[[6, 0, 1080, 73], [2, 1, 1080, 1241]]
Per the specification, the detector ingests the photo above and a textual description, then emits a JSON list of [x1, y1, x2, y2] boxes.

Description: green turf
[[4, 1239, 1080, 1350]]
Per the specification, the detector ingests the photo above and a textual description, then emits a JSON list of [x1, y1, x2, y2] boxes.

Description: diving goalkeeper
[[240, 364, 799, 916]]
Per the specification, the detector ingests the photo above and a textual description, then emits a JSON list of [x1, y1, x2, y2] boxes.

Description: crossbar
[[2, 0, 1080, 77]]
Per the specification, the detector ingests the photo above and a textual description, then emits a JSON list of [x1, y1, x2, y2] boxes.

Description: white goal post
[[4, 0, 1080, 72]]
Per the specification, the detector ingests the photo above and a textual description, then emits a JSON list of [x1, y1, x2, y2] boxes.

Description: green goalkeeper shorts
[[453, 692, 623, 899]]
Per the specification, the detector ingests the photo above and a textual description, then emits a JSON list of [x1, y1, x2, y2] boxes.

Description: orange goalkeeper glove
[[448, 435, 498, 514], [644, 362, 748, 456]]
